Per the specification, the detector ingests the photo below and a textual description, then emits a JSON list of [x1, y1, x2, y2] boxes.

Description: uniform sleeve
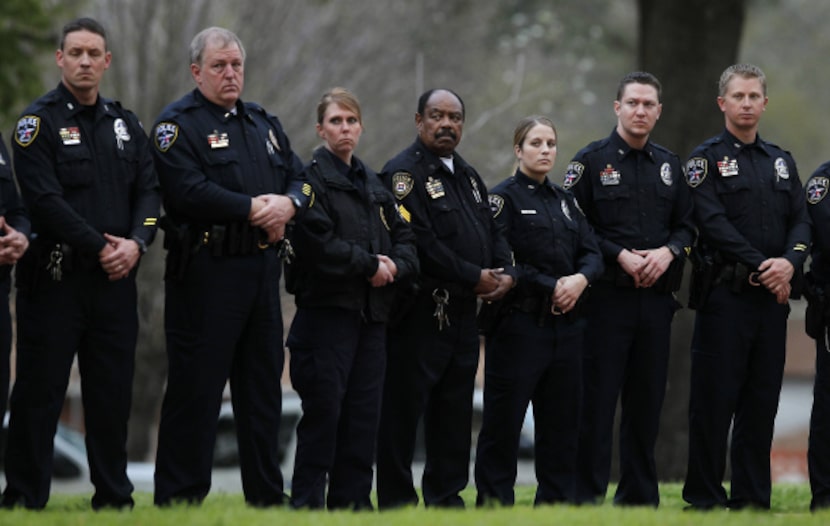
[[572, 195, 605, 283], [390, 170, 482, 288], [687, 152, 768, 269], [127, 115, 160, 246], [566, 153, 625, 260], [291, 169, 379, 279], [666, 155, 695, 259], [481, 181, 516, 282], [781, 160, 811, 269], [0, 138, 30, 239], [152, 118, 252, 224], [13, 114, 106, 253], [383, 192, 419, 283]]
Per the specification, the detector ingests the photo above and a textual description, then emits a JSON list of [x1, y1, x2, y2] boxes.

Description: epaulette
[[579, 137, 611, 155]]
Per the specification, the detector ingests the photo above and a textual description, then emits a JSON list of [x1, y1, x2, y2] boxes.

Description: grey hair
[[189, 27, 246, 66]]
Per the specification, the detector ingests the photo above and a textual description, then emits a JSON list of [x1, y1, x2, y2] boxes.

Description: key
[[278, 238, 295, 264], [432, 288, 450, 331], [47, 244, 63, 281]]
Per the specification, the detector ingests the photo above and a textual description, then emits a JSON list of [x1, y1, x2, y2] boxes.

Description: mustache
[[435, 129, 457, 140]]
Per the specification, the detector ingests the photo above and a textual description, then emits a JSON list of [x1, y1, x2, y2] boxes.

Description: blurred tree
[[0, 0, 65, 124], [639, 0, 748, 481]]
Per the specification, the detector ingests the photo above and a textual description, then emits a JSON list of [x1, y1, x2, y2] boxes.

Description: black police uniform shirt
[[287, 147, 418, 322], [0, 134, 31, 281], [685, 129, 809, 270], [563, 129, 694, 263], [12, 83, 159, 255], [806, 163, 830, 284], [384, 137, 515, 289], [152, 89, 306, 229], [489, 170, 603, 298]]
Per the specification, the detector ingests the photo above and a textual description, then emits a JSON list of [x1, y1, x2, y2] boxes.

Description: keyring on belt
[[748, 271, 762, 286]]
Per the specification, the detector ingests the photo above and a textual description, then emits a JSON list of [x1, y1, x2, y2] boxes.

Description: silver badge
[[660, 162, 673, 186], [774, 157, 789, 181], [266, 140, 275, 155], [114, 118, 131, 150], [561, 199, 572, 221]]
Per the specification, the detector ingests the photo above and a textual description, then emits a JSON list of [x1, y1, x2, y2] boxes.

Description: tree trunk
[[638, 0, 746, 481]]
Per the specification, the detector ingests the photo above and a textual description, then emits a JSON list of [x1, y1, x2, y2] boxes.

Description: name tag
[[520, 209, 537, 215]]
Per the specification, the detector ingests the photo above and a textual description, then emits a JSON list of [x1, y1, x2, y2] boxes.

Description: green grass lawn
[[2, 484, 829, 525]]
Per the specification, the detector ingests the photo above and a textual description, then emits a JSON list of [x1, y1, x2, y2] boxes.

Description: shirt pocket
[[430, 199, 460, 239], [715, 175, 752, 219], [56, 146, 94, 187], [204, 149, 242, 192], [593, 185, 631, 226]]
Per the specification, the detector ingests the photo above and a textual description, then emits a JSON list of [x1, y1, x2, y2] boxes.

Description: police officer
[[285, 88, 418, 510], [376, 88, 515, 509], [805, 162, 830, 511], [0, 133, 30, 457], [151, 27, 305, 507], [564, 71, 694, 507], [2, 18, 160, 510], [474, 116, 603, 506], [683, 63, 810, 510]]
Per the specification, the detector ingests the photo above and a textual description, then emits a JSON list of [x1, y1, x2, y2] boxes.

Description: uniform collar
[[413, 136, 465, 177], [313, 146, 366, 188], [192, 89, 249, 123], [514, 169, 554, 192], [610, 128, 656, 163], [56, 82, 116, 121], [720, 128, 770, 157]]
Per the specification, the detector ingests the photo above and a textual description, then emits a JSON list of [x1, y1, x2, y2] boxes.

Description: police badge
[[660, 162, 673, 186], [563, 162, 584, 189], [561, 199, 572, 221], [114, 118, 131, 150], [807, 176, 829, 205], [774, 157, 790, 181], [488, 194, 505, 218], [15, 115, 41, 147], [391, 171, 413, 200], [686, 158, 707, 188], [155, 122, 179, 152]]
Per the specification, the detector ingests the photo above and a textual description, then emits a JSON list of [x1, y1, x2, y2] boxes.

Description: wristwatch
[[287, 193, 303, 211], [132, 236, 148, 255], [667, 243, 682, 258]]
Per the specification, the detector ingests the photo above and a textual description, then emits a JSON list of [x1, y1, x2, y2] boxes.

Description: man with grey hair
[[683, 63, 810, 510], [151, 26, 305, 507]]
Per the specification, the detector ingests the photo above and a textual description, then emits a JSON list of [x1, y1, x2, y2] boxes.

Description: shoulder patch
[[807, 176, 829, 205], [154, 122, 179, 152], [563, 162, 584, 189], [686, 157, 707, 188], [15, 115, 41, 147], [488, 194, 505, 218], [392, 171, 413, 200]]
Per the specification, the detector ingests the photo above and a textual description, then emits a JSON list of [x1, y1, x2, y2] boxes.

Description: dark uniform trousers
[[576, 282, 676, 506], [683, 284, 788, 509], [377, 290, 479, 509], [4, 269, 137, 509], [154, 248, 284, 506], [475, 310, 585, 506], [809, 333, 830, 510], [0, 277, 11, 443], [287, 307, 385, 510]]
